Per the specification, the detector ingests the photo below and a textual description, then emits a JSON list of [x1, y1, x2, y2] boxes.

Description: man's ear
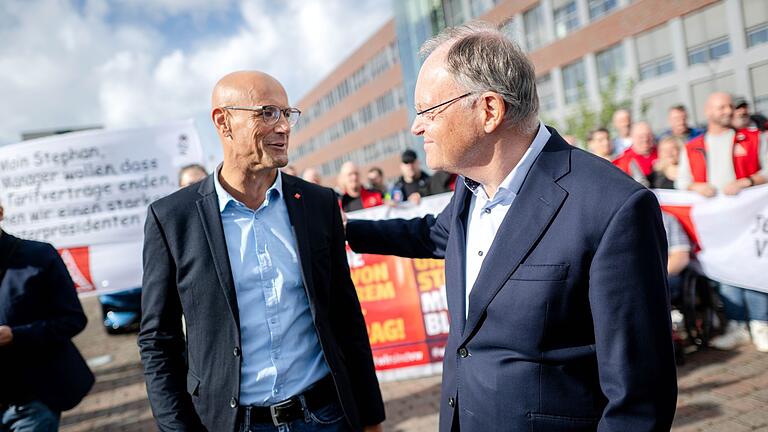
[[212, 107, 231, 138], [0, 205, 4, 223], [480, 92, 506, 133]]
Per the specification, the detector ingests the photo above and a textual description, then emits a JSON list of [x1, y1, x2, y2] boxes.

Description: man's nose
[[411, 116, 425, 136]]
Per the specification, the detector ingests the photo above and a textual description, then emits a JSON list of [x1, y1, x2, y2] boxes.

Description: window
[[291, 86, 407, 163], [751, 63, 768, 115], [524, 4, 549, 51], [294, 43, 399, 133], [444, 0, 466, 26], [683, 2, 730, 65], [562, 60, 587, 105], [588, 0, 617, 20], [636, 25, 675, 81], [501, 17, 520, 44], [690, 73, 736, 124], [537, 74, 556, 112], [595, 44, 625, 90], [553, 0, 579, 39], [641, 89, 680, 134], [318, 130, 412, 177], [742, 0, 768, 47], [470, 0, 496, 18]]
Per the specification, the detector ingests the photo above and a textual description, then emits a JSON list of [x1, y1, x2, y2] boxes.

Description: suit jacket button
[[448, 397, 456, 408], [230, 397, 238, 408], [458, 348, 469, 358], [233, 347, 241, 357]]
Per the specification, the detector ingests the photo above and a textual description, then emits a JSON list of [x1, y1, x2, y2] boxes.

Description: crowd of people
[[312, 88, 767, 359], [292, 90, 768, 355]]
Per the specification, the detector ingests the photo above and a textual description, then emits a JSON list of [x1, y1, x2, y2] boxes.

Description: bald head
[[630, 121, 654, 156], [704, 92, 733, 130], [212, 71, 286, 109], [211, 70, 292, 174]]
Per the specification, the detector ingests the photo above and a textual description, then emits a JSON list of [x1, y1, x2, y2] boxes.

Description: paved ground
[[62, 297, 768, 431]]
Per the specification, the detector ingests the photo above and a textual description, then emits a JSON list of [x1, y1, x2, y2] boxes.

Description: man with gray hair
[[346, 22, 676, 431]]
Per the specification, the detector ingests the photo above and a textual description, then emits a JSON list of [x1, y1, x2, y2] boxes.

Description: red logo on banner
[[661, 205, 701, 251], [58, 247, 95, 294]]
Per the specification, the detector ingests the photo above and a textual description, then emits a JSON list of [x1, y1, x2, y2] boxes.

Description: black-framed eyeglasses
[[223, 105, 302, 127], [415, 92, 473, 120]]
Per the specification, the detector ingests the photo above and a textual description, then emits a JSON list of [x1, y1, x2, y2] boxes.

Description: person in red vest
[[676, 91, 768, 353], [612, 121, 658, 186], [337, 161, 383, 212]]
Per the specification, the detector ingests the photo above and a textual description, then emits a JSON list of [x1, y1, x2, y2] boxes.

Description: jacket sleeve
[[10, 244, 87, 348], [346, 189, 456, 258], [328, 189, 386, 427], [589, 188, 678, 431], [137, 205, 203, 431]]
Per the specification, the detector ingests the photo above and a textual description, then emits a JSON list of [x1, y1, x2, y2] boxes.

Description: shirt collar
[[213, 163, 283, 213], [464, 120, 551, 203]]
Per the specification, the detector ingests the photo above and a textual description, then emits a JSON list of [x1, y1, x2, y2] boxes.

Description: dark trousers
[[0, 401, 60, 432]]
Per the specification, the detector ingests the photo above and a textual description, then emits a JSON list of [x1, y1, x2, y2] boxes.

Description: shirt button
[[458, 348, 469, 358], [230, 397, 238, 408], [273, 388, 280, 396], [448, 397, 456, 408], [233, 347, 240, 357], [484, 208, 491, 214], [477, 250, 483, 256]]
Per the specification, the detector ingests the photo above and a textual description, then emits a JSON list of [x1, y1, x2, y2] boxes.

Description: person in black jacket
[[0, 201, 94, 431], [138, 71, 384, 432]]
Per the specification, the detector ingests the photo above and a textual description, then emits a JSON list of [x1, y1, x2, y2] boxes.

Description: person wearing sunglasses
[[139, 71, 384, 432]]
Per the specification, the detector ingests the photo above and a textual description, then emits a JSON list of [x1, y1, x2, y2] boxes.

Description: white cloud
[[0, 0, 392, 154]]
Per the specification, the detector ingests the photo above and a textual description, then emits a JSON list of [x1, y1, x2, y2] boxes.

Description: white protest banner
[[0, 120, 204, 295], [655, 185, 768, 293]]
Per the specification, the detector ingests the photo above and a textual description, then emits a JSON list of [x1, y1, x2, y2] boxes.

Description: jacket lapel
[[447, 182, 472, 333], [460, 132, 571, 344], [281, 175, 317, 311], [195, 176, 240, 324]]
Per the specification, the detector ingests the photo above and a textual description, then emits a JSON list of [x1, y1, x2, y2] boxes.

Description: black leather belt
[[239, 375, 338, 426]]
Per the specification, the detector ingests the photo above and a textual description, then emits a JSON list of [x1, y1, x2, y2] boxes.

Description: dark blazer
[[347, 129, 677, 432], [0, 233, 94, 412], [138, 173, 384, 432]]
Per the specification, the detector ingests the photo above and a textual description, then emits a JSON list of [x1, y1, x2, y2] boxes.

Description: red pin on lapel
[[294, 193, 301, 199]]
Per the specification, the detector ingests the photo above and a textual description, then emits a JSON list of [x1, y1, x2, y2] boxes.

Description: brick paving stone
[[59, 297, 768, 432]]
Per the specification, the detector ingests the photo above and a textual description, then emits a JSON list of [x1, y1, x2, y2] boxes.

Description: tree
[[555, 75, 640, 147]]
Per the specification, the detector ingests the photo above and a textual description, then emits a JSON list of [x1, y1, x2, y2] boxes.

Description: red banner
[[347, 247, 449, 373]]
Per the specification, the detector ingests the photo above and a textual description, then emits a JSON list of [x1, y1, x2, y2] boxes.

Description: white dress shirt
[[464, 122, 551, 317]]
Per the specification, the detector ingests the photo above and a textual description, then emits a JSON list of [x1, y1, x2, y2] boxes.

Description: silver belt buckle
[[269, 398, 295, 427]]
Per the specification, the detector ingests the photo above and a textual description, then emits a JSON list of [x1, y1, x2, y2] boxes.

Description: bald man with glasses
[[139, 71, 384, 432]]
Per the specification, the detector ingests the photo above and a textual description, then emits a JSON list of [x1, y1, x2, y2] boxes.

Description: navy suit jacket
[[0, 233, 94, 412], [347, 129, 677, 432], [138, 173, 384, 432]]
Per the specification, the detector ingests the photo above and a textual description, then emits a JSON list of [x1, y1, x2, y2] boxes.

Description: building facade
[[290, 0, 768, 183]]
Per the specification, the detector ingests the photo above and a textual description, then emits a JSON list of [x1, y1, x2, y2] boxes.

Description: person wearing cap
[[391, 149, 432, 204], [732, 96, 768, 131]]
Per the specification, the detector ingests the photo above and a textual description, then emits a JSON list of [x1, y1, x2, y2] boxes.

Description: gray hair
[[420, 21, 539, 133]]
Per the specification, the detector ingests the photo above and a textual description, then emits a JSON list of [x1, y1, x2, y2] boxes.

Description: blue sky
[[0, 0, 392, 163]]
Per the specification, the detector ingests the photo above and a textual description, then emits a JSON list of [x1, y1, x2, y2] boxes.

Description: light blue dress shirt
[[214, 168, 330, 405], [464, 122, 551, 317]]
